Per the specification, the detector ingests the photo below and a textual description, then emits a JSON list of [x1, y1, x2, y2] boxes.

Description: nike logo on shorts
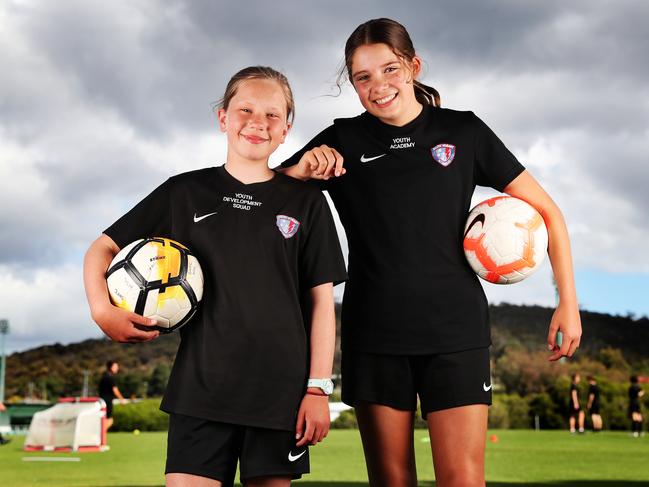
[[193, 211, 218, 223], [483, 382, 492, 392], [360, 153, 386, 163], [288, 450, 307, 462]]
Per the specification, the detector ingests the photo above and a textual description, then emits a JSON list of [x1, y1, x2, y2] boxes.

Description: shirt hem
[[340, 340, 492, 356], [159, 404, 296, 432]]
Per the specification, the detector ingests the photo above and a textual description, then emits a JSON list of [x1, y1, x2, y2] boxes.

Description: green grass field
[[1, 430, 648, 486]]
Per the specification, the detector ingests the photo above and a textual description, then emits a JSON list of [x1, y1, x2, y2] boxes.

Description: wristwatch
[[307, 378, 334, 395]]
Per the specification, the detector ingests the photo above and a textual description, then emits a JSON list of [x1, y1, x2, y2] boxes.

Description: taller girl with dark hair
[[282, 18, 582, 486]]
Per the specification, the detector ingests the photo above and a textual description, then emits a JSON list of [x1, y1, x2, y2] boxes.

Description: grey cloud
[[1, 0, 648, 351]]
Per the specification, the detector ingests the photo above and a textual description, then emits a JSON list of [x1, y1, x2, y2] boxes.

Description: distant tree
[[148, 364, 171, 396], [529, 392, 564, 429], [117, 372, 146, 398], [494, 348, 565, 396], [598, 347, 630, 371]]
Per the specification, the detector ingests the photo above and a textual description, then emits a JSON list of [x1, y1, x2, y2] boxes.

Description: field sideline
[[1, 429, 648, 486]]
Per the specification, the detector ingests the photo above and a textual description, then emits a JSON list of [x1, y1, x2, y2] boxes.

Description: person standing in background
[[586, 375, 602, 432], [98, 360, 125, 434], [569, 373, 585, 434], [629, 375, 645, 438]]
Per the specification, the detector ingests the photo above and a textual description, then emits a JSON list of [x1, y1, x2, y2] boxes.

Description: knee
[[369, 463, 417, 487], [435, 461, 484, 487]]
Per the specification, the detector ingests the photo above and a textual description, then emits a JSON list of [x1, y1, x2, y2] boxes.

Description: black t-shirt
[[570, 383, 580, 409], [104, 166, 347, 430], [98, 372, 116, 399], [588, 384, 600, 409], [282, 106, 525, 354], [629, 384, 641, 406]]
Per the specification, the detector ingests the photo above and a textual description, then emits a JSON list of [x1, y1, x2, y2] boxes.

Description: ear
[[279, 121, 291, 144], [410, 55, 422, 82], [217, 108, 227, 133]]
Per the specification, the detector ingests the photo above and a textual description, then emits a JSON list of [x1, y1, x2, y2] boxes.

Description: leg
[[578, 411, 585, 432], [569, 415, 576, 433], [244, 476, 291, 487], [631, 412, 643, 436], [355, 402, 417, 487], [103, 416, 114, 440], [592, 414, 602, 431], [166, 473, 221, 487], [427, 404, 488, 487]]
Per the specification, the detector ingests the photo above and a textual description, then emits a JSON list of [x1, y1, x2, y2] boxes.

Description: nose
[[371, 73, 389, 92], [248, 112, 266, 131]]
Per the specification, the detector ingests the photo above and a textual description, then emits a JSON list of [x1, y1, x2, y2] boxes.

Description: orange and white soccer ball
[[106, 237, 204, 332], [463, 196, 548, 284]]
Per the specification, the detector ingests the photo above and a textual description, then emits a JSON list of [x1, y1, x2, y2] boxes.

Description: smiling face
[[350, 43, 422, 126], [218, 78, 291, 166]]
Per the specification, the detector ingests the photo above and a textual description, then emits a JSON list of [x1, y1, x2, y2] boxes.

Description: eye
[[385, 65, 399, 73], [354, 74, 369, 83], [267, 113, 279, 119], [240, 108, 251, 113]]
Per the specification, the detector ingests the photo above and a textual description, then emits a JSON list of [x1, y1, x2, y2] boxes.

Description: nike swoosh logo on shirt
[[483, 382, 492, 392], [193, 212, 218, 223], [288, 450, 307, 462], [360, 153, 387, 163]]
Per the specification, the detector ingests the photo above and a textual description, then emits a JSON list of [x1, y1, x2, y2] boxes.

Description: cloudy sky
[[1, 0, 648, 353]]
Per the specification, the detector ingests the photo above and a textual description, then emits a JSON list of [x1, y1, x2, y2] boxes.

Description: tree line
[[4, 304, 648, 430]]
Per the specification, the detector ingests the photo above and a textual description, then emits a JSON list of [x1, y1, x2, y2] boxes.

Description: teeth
[[375, 94, 396, 105]]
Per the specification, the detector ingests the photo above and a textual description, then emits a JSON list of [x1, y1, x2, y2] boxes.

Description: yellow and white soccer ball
[[106, 237, 204, 332], [463, 196, 548, 284]]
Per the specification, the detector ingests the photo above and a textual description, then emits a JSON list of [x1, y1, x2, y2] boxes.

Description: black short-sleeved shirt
[[282, 106, 525, 354], [588, 384, 600, 410], [98, 372, 116, 400], [629, 384, 641, 407], [570, 383, 580, 409], [104, 166, 347, 431]]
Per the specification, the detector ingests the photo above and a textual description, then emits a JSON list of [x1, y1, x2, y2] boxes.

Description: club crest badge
[[431, 143, 456, 167], [276, 215, 300, 239]]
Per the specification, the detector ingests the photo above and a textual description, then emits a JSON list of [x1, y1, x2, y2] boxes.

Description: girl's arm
[[281, 146, 345, 181], [277, 125, 346, 181], [295, 282, 336, 447], [503, 170, 582, 361], [83, 234, 159, 343]]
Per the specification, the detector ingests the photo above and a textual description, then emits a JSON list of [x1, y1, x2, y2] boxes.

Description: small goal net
[[24, 397, 107, 452]]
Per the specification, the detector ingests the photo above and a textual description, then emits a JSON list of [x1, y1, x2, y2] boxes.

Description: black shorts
[[101, 397, 113, 418], [569, 406, 581, 417], [589, 405, 600, 415], [165, 413, 309, 485], [341, 347, 492, 417]]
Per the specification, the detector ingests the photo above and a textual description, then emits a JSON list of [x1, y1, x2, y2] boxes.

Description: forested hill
[[4, 303, 648, 400], [490, 304, 649, 360]]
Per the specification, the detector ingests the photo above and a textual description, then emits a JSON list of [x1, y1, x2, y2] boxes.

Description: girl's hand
[[296, 145, 345, 180], [547, 302, 582, 361], [295, 392, 330, 447], [91, 303, 159, 343]]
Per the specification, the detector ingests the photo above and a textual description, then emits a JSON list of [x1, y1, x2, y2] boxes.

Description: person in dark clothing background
[[586, 375, 602, 432], [98, 360, 125, 434]]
